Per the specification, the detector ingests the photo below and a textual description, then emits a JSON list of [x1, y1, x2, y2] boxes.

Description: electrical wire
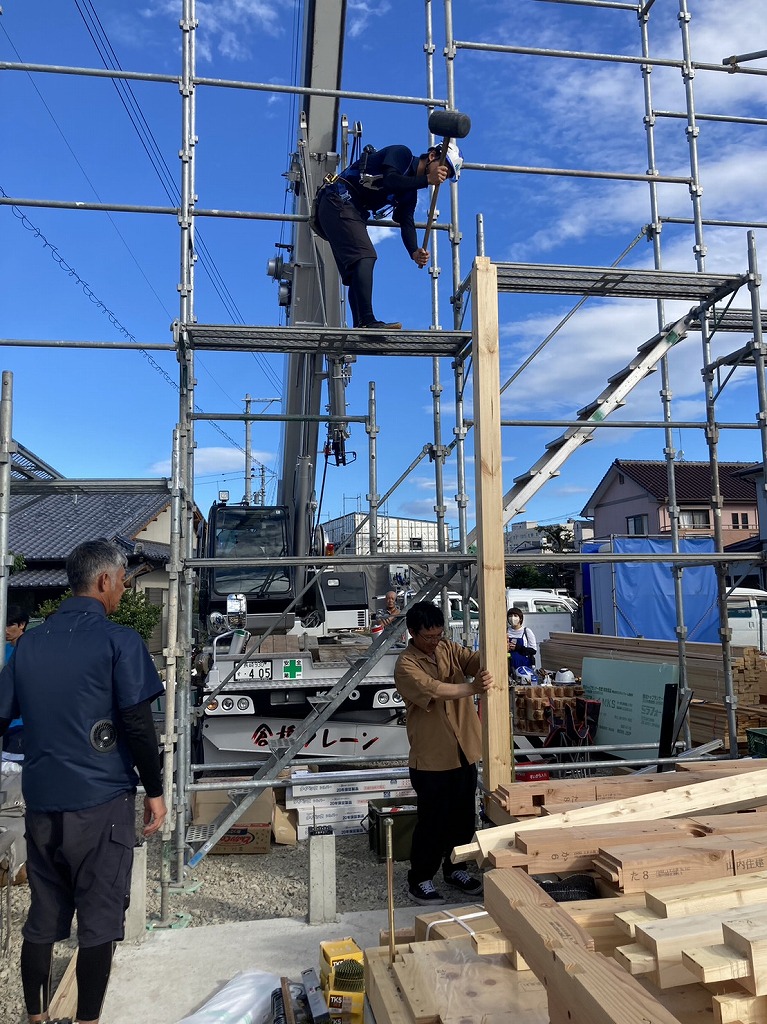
[[0, 185, 274, 478], [0, 16, 279, 410], [71, 0, 284, 395]]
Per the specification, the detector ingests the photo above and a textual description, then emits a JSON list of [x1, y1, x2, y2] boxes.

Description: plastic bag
[[177, 968, 280, 1024]]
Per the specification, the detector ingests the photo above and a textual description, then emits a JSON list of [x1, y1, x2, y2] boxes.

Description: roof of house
[[10, 490, 171, 559], [583, 460, 757, 516]]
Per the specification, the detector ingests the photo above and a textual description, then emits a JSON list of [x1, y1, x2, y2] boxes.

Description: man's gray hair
[[66, 539, 127, 594]]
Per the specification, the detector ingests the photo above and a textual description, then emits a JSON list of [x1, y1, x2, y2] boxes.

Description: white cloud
[[347, 1, 392, 40], [150, 446, 275, 477], [139, 0, 285, 61]]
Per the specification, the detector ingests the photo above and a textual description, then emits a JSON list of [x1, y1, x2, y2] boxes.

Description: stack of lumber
[[494, 771, 728, 818], [540, 633, 767, 748], [458, 762, 767, 869], [513, 682, 584, 735], [481, 866, 767, 1024], [367, 869, 767, 1024], [366, 768, 767, 1024]]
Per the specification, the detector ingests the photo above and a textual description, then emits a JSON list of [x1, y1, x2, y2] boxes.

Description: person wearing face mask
[[506, 608, 538, 674]]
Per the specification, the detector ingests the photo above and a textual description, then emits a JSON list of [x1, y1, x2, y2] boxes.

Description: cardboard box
[[295, 801, 369, 826], [191, 779, 273, 855], [296, 822, 366, 841], [286, 776, 414, 801], [319, 938, 364, 989], [272, 802, 298, 846], [414, 904, 496, 942], [326, 989, 364, 1024], [285, 785, 415, 810]]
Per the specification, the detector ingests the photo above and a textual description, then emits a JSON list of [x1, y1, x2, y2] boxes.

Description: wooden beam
[[48, 951, 78, 1021], [646, 871, 767, 918], [471, 256, 510, 794], [454, 767, 767, 866], [483, 868, 682, 1024]]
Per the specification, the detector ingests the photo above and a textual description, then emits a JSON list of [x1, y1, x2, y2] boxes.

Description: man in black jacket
[[0, 539, 166, 1024], [315, 140, 462, 329]]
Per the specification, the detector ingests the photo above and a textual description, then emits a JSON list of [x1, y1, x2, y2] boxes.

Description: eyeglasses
[[417, 630, 444, 643]]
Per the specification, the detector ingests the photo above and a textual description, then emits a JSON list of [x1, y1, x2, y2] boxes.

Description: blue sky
[[2, 0, 766, 539]]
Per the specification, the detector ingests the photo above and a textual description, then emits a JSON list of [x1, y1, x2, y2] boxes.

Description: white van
[[505, 589, 577, 615], [727, 587, 767, 650], [505, 589, 575, 644]]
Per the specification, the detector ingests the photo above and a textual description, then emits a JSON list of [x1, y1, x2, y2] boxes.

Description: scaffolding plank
[[494, 263, 746, 300], [180, 323, 471, 357]]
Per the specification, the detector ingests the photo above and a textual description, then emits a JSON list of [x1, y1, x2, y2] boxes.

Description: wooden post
[[471, 257, 511, 796]]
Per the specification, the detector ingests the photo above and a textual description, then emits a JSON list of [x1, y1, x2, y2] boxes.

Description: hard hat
[[554, 668, 575, 684], [436, 140, 463, 180]]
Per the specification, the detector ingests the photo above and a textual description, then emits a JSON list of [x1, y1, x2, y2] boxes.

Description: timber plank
[[374, 938, 549, 1024], [615, 908, 664, 939], [456, 768, 767, 868], [365, 951, 411, 1024], [646, 871, 767, 918], [391, 952, 440, 1024], [471, 256, 511, 795], [628, 906, 767, 989], [614, 942, 656, 975], [681, 944, 753, 986], [712, 990, 767, 1024], [721, 916, 767, 995]]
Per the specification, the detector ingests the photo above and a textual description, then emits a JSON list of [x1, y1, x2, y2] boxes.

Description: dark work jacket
[[339, 145, 430, 254], [0, 597, 163, 812]]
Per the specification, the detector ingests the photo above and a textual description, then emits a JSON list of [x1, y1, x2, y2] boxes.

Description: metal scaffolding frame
[[2, 0, 767, 914]]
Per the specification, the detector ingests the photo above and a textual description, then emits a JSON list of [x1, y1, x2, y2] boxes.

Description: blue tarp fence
[[583, 536, 718, 642]]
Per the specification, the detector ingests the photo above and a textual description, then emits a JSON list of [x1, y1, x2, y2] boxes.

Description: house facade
[[7, 442, 202, 657], [582, 460, 758, 549]]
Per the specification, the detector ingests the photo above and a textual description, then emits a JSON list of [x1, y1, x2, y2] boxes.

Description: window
[[626, 514, 648, 535], [731, 512, 750, 529], [409, 537, 423, 551], [678, 509, 710, 529]]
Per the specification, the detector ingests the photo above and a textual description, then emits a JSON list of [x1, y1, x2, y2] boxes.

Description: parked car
[[727, 587, 767, 650]]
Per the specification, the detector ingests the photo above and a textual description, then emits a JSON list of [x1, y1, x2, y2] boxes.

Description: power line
[[0, 185, 273, 473], [70, 1, 283, 395]]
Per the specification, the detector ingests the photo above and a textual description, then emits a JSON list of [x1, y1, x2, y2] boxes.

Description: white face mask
[[509, 616, 522, 628]]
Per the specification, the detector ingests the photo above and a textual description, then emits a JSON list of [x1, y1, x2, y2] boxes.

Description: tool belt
[[309, 176, 352, 240]]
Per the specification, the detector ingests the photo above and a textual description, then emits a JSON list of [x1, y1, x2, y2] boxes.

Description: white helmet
[[437, 140, 463, 180]]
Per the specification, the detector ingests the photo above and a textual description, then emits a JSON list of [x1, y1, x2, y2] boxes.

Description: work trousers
[[408, 756, 478, 885]]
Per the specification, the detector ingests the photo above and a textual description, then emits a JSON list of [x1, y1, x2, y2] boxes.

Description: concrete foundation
[[101, 907, 420, 1023]]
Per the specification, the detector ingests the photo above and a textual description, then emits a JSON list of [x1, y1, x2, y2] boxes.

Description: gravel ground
[[0, 821, 479, 1024]]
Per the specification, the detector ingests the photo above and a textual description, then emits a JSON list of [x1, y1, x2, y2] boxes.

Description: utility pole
[[244, 394, 252, 504]]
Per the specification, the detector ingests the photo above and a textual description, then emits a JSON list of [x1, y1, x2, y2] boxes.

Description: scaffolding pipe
[[0, 374, 13, 671], [747, 233, 767, 551], [638, 4, 690, 745], [367, 383, 380, 557], [159, 428, 183, 922]]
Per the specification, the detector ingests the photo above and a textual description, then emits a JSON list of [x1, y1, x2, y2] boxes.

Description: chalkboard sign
[[582, 657, 678, 760]]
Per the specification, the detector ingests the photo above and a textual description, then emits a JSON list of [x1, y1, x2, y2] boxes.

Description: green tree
[[35, 588, 161, 643], [535, 524, 576, 592], [505, 563, 548, 589]]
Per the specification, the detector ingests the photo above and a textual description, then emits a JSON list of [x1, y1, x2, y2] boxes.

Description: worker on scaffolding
[[313, 140, 462, 329], [0, 540, 166, 1024], [394, 600, 490, 905]]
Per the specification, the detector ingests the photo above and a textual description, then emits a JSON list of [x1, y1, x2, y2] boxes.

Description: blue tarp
[[585, 536, 718, 642]]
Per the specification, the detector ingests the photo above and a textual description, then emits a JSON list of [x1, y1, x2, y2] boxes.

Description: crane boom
[[277, 0, 349, 564]]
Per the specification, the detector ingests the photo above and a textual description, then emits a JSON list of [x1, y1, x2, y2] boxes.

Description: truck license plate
[[234, 660, 272, 681]]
